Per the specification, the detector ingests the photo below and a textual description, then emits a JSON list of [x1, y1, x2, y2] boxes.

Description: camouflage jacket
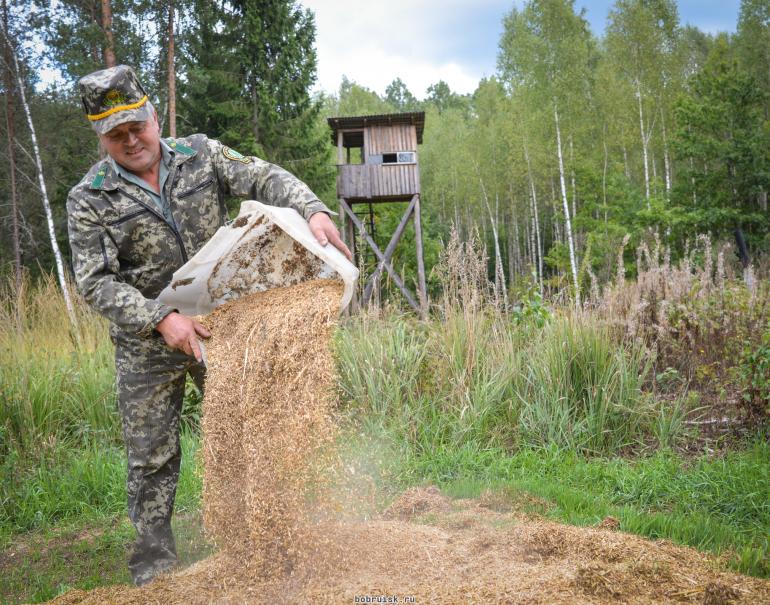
[[67, 134, 333, 337]]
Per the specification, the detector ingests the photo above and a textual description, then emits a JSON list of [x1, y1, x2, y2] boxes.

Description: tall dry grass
[[594, 234, 769, 422], [0, 273, 117, 453], [337, 228, 660, 455]]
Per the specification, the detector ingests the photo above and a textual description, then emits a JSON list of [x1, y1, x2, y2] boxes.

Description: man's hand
[[156, 312, 211, 362], [308, 212, 352, 261]]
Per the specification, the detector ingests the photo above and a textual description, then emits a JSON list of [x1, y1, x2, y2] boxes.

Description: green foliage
[[672, 34, 770, 244], [180, 0, 333, 194], [384, 78, 421, 112], [391, 439, 769, 577], [0, 276, 118, 453], [514, 318, 650, 452], [511, 276, 550, 327], [0, 430, 201, 537], [41, 0, 150, 82], [738, 321, 770, 419], [327, 76, 394, 117]]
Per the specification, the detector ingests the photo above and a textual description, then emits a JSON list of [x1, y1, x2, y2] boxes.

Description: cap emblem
[[104, 89, 128, 107]]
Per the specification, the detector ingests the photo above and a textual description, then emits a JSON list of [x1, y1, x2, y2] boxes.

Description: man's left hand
[[308, 212, 352, 261]]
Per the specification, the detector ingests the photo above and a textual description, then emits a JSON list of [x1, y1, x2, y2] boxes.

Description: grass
[[0, 275, 120, 453], [0, 430, 202, 543], [0, 512, 211, 604], [336, 310, 661, 455], [0, 269, 767, 604]]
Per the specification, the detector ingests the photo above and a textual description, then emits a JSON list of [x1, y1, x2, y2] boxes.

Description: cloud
[[303, 0, 512, 97], [303, 0, 739, 100]]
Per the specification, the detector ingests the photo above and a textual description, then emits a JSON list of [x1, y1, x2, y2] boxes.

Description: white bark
[[511, 192, 521, 276], [622, 144, 630, 180], [523, 142, 543, 292], [569, 135, 577, 221], [477, 170, 508, 308], [661, 107, 671, 197], [554, 100, 580, 307], [550, 177, 562, 244], [602, 124, 608, 227], [3, 29, 77, 325], [636, 81, 651, 208]]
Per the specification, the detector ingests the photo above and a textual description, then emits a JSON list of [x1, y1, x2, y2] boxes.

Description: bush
[[738, 321, 770, 420]]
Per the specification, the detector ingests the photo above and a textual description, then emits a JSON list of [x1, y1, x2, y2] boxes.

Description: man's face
[[100, 112, 161, 175]]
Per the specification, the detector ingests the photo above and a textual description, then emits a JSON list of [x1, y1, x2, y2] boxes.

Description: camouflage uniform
[[69, 67, 333, 586]]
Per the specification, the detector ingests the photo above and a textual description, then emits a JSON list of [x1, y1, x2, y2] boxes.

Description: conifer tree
[[673, 34, 770, 242], [233, 0, 332, 193]]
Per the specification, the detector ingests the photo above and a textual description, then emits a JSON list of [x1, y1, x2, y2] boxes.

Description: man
[[67, 65, 351, 586]]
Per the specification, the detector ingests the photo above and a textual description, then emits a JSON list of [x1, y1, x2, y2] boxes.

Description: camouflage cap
[[78, 65, 153, 135]]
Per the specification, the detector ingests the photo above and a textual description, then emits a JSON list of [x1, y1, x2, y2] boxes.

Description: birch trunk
[[554, 100, 580, 307], [4, 30, 77, 325], [602, 123, 608, 228], [505, 208, 513, 280], [477, 172, 507, 308], [622, 144, 630, 180], [2, 0, 21, 290], [523, 142, 543, 292], [101, 0, 116, 67], [511, 191, 521, 277], [569, 135, 577, 221], [636, 81, 651, 207], [661, 106, 671, 198], [166, 0, 177, 137], [550, 177, 562, 244]]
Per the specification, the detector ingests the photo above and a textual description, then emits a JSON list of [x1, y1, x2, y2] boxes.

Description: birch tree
[[499, 0, 593, 306], [2, 28, 77, 324], [606, 0, 680, 207]]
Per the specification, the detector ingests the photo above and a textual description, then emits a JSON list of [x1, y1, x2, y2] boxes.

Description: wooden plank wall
[[367, 125, 417, 154], [339, 164, 420, 199]]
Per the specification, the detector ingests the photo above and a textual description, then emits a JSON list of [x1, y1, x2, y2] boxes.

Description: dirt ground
[[47, 486, 770, 604]]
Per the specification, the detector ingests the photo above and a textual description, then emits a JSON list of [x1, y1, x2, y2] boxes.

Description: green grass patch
[[0, 430, 202, 541]]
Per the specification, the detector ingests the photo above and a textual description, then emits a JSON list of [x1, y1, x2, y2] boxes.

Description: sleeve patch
[[222, 146, 251, 164]]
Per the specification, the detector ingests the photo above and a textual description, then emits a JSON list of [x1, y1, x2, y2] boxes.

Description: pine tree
[[42, 0, 148, 80], [232, 0, 332, 193], [673, 35, 770, 243], [385, 78, 420, 111], [180, 0, 249, 146]]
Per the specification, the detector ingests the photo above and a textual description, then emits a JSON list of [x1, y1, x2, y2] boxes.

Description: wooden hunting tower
[[328, 111, 427, 314]]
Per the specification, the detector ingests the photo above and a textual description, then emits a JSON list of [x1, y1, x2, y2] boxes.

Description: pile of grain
[[47, 278, 770, 604]]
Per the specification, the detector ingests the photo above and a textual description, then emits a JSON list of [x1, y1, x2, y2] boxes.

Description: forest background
[[1, 0, 769, 300], [1, 2, 770, 601]]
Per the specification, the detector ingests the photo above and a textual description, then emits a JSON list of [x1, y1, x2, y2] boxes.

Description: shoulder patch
[[166, 139, 196, 156], [222, 146, 251, 164], [91, 168, 107, 189]]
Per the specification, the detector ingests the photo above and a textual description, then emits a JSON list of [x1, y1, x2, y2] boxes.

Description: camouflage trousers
[[113, 330, 205, 586]]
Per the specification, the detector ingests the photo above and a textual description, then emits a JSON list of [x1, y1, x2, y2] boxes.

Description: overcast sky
[[303, 0, 742, 99]]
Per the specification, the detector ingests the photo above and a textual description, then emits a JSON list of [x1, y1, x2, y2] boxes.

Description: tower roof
[[327, 111, 425, 146]]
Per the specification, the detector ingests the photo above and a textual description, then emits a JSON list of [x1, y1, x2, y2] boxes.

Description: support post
[[362, 195, 417, 305], [413, 194, 428, 317], [339, 198, 420, 312]]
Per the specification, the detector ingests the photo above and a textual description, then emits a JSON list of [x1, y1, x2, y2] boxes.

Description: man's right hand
[[155, 312, 211, 362]]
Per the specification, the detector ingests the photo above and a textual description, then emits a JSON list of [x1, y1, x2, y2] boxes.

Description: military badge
[[222, 146, 251, 164], [104, 89, 128, 107]]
